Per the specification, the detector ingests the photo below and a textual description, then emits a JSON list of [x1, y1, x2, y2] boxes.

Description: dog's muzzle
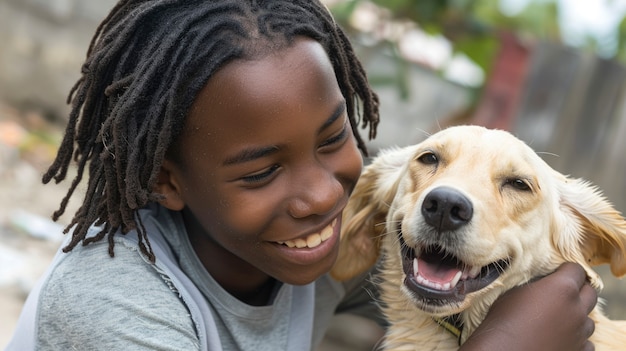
[[399, 186, 509, 306]]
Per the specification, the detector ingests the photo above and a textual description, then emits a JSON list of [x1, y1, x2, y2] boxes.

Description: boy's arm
[[461, 262, 597, 351]]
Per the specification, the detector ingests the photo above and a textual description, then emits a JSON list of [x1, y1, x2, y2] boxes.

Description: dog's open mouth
[[399, 234, 509, 304]]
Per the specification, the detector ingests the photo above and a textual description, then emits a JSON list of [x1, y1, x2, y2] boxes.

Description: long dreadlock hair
[[43, 0, 380, 263]]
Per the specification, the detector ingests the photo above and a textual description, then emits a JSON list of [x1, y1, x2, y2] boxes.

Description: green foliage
[[327, 0, 361, 25], [329, 0, 625, 83], [617, 15, 626, 63]]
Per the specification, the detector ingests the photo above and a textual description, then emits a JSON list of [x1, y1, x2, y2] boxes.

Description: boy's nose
[[287, 166, 344, 219]]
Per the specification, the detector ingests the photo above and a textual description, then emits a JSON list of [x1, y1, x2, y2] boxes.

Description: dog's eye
[[417, 152, 438, 165], [506, 178, 531, 191]]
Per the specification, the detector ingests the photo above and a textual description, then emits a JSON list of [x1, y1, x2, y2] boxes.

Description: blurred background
[[1, 0, 626, 349]]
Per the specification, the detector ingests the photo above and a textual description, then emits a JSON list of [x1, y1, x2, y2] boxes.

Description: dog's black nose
[[421, 186, 473, 231]]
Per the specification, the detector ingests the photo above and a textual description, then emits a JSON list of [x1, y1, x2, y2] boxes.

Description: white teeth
[[412, 257, 464, 291], [416, 275, 446, 291], [320, 221, 334, 241], [468, 266, 481, 279], [279, 219, 336, 249], [450, 271, 462, 288], [294, 238, 307, 248], [306, 234, 322, 247]]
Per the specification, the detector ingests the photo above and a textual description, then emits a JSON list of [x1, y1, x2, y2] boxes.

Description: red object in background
[[471, 32, 531, 131]]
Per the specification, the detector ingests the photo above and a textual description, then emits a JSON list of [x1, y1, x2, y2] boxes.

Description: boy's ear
[[154, 160, 185, 211]]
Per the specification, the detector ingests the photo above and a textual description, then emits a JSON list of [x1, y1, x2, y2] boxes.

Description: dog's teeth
[[416, 275, 426, 286], [469, 266, 481, 278], [413, 258, 419, 275], [451, 270, 462, 288]]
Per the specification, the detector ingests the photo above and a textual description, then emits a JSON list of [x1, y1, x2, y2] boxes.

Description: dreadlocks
[[43, 0, 380, 263]]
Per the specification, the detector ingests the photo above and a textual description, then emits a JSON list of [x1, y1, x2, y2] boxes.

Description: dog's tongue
[[417, 257, 461, 284]]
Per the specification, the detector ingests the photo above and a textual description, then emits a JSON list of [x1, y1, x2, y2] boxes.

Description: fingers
[[580, 281, 598, 314], [558, 262, 598, 350], [584, 316, 596, 339], [555, 262, 598, 313], [555, 261, 587, 286]]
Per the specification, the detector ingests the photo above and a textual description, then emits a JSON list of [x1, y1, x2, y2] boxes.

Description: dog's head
[[332, 125, 626, 319]]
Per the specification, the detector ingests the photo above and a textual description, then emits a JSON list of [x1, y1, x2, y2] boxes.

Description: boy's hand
[[461, 262, 597, 351]]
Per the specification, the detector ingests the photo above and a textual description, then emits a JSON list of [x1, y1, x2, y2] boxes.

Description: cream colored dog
[[332, 125, 626, 350]]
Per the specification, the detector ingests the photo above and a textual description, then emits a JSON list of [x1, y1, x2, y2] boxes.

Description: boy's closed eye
[[240, 164, 281, 185], [319, 121, 349, 150], [238, 125, 348, 186]]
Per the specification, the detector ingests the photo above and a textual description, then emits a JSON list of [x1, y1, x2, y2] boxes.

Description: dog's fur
[[332, 125, 626, 350]]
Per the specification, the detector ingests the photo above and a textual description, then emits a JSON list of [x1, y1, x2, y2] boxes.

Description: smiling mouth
[[399, 234, 509, 304], [276, 219, 336, 249]]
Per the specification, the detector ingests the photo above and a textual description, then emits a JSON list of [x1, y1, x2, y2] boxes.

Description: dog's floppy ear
[[554, 171, 626, 281], [330, 146, 416, 281]]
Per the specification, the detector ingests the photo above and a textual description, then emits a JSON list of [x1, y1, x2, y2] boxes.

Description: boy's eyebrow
[[222, 145, 279, 166], [223, 101, 347, 166]]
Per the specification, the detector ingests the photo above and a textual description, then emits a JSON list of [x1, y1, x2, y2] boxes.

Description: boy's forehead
[[217, 38, 331, 88], [170, 37, 345, 169], [169, 37, 344, 166], [186, 38, 337, 126]]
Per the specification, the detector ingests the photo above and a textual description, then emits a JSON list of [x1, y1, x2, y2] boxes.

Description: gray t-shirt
[[7, 204, 381, 350]]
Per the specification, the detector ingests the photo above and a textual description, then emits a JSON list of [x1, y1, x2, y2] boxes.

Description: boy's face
[[157, 38, 363, 290]]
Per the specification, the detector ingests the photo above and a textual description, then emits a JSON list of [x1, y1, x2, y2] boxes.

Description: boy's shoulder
[[43, 236, 161, 294], [35, 237, 200, 350]]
